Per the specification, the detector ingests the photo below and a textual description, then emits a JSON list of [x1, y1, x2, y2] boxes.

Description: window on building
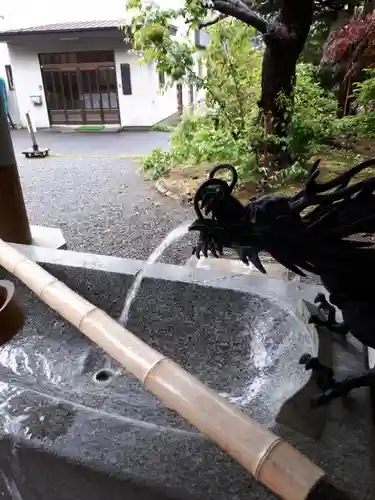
[[5, 65, 14, 90], [158, 70, 165, 89], [120, 63, 132, 95]]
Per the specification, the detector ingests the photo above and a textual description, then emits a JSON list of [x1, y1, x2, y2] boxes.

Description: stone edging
[[155, 178, 188, 203]]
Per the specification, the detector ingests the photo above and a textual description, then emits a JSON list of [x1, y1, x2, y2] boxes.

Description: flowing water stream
[[118, 222, 312, 427], [119, 220, 193, 326]]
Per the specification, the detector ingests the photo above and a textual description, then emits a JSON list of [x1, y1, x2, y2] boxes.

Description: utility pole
[[0, 94, 32, 244]]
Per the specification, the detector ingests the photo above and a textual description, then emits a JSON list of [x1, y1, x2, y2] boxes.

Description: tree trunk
[[363, 0, 375, 15], [0, 95, 32, 244], [259, 0, 314, 167]]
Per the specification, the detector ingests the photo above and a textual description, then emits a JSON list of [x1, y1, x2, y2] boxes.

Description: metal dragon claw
[[310, 384, 351, 408], [299, 353, 335, 392], [234, 246, 266, 274], [192, 239, 223, 259]]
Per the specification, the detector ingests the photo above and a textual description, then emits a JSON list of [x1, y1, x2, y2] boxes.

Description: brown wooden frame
[[39, 51, 120, 125]]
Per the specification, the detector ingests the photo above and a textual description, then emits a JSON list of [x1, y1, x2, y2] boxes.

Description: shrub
[[286, 64, 337, 158], [141, 148, 172, 180], [151, 123, 174, 132], [354, 69, 375, 111], [141, 63, 337, 189], [331, 69, 375, 141], [170, 113, 257, 179]]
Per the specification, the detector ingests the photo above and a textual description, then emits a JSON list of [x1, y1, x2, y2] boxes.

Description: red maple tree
[[323, 12, 375, 74], [322, 12, 375, 114]]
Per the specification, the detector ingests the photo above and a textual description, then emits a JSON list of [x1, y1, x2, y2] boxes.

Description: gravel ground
[[11, 129, 195, 264], [18, 155, 195, 264]]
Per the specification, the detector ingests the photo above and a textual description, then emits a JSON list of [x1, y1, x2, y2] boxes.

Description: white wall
[[148, 63, 178, 123], [0, 42, 21, 124], [8, 39, 179, 128], [114, 50, 177, 127], [8, 44, 50, 127]]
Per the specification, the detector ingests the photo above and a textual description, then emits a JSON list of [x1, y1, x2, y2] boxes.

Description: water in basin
[[0, 222, 316, 436], [0, 273, 314, 434]]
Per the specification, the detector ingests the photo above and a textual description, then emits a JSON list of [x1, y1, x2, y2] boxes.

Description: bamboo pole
[[0, 239, 354, 500]]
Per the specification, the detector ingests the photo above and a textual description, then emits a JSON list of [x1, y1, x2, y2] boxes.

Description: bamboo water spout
[[0, 238, 354, 500]]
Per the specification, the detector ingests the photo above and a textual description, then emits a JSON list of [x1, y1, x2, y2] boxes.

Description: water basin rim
[[7, 241, 322, 296]]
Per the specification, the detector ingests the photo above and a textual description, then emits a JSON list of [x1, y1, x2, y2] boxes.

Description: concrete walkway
[[10, 129, 171, 157]]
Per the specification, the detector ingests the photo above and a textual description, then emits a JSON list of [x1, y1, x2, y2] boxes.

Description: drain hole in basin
[[93, 369, 115, 384]]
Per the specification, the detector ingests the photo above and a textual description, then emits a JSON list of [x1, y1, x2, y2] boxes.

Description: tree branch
[[212, 0, 269, 33], [198, 13, 228, 28]]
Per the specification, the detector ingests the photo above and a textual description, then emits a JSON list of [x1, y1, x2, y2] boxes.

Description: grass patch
[[159, 147, 372, 203]]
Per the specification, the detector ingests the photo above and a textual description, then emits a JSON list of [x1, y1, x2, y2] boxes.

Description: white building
[[0, 13, 21, 126], [0, 1, 206, 129]]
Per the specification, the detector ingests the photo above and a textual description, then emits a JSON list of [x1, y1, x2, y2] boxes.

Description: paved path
[[12, 131, 194, 264], [11, 129, 171, 157]]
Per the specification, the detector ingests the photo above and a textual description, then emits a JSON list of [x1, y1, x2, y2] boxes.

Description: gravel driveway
[[12, 131, 194, 264]]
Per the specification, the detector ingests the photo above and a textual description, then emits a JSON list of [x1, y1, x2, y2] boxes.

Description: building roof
[[0, 19, 128, 35], [0, 19, 132, 43], [0, 18, 177, 43]]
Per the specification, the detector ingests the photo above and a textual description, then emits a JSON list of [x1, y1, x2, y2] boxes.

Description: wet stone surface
[[0, 279, 313, 431], [0, 264, 372, 500]]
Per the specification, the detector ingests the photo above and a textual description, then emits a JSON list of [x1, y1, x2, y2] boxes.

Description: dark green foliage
[[141, 62, 338, 188], [332, 69, 375, 140], [142, 148, 172, 180], [128, 0, 359, 190], [151, 124, 174, 132]]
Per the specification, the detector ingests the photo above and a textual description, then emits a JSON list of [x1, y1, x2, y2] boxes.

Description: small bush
[[354, 69, 375, 111], [140, 64, 337, 189], [336, 113, 375, 140], [286, 64, 337, 158], [332, 69, 375, 141], [141, 148, 172, 180], [151, 123, 174, 132], [140, 46, 337, 190], [170, 113, 257, 178]]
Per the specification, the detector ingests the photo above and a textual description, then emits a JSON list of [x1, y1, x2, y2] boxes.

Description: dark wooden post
[[0, 95, 32, 244], [176, 83, 183, 116], [363, 0, 375, 15]]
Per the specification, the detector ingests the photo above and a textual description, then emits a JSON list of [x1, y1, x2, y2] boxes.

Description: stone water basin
[[0, 256, 320, 500], [0, 279, 315, 430]]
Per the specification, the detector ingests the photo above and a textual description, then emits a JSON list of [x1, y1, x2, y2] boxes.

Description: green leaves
[[330, 69, 375, 141], [126, 0, 142, 9], [286, 63, 337, 158], [131, 1, 338, 190], [353, 68, 375, 109], [125, 0, 203, 86], [142, 148, 172, 180]]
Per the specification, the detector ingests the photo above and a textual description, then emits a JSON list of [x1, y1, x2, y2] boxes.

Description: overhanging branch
[[212, 0, 269, 33], [199, 13, 228, 28]]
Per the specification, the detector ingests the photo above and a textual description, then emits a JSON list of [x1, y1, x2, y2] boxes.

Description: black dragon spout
[[189, 160, 375, 406]]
